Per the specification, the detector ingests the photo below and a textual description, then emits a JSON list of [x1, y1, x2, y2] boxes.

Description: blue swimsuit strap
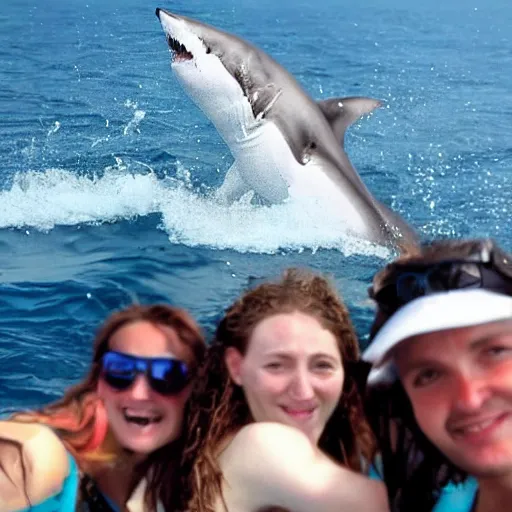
[[19, 450, 123, 512], [60, 452, 80, 509], [18, 452, 79, 512]]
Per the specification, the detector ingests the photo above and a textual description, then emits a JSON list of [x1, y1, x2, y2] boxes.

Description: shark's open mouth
[[166, 35, 193, 62]]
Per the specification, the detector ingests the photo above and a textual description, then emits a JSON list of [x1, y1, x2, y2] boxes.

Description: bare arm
[[220, 422, 389, 512], [0, 421, 70, 512]]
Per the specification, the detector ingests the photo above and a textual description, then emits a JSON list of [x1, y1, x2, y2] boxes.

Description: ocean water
[[1, 0, 511, 414]]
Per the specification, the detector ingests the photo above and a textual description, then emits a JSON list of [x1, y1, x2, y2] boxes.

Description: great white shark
[[156, 8, 418, 251]]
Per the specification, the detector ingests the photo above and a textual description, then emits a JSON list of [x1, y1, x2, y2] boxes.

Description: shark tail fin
[[375, 200, 421, 255]]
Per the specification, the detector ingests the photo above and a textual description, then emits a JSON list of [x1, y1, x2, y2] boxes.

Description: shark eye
[[206, 47, 212, 54]]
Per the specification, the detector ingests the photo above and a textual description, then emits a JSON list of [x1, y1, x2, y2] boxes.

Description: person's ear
[[225, 347, 244, 386]]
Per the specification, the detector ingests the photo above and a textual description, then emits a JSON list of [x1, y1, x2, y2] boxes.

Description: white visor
[[363, 288, 512, 385]]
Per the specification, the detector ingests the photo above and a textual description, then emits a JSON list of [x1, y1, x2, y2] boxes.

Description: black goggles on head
[[370, 239, 512, 317]]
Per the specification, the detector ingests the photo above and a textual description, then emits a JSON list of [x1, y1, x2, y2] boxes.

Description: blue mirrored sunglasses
[[101, 351, 190, 396]]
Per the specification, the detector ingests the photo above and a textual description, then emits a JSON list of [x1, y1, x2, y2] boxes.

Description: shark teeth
[[166, 35, 193, 61]]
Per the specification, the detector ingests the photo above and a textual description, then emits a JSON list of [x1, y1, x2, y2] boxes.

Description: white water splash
[[0, 164, 389, 258], [123, 110, 146, 136], [0, 168, 162, 230], [47, 121, 61, 136]]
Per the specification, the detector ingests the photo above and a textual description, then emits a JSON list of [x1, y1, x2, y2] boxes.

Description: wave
[[0, 162, 389, 258]]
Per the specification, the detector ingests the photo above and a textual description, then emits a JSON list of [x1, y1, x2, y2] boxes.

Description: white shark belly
[[230, 121, 296, 203], [288, 155, 370, 236], [231, 122, 369, 236]]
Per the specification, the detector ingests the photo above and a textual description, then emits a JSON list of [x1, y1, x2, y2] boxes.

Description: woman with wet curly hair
[[179, 268, 388, 512]]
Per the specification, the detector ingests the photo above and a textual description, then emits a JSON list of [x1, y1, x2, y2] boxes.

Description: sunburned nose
[[289, 371, 315, 400], [452, 373, 490, 411]]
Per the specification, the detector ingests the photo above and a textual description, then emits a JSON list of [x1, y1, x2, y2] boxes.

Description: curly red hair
[[180, 268, 376, 512]]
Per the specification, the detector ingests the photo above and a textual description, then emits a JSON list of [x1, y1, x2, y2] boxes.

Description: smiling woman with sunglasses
[[0, 304, 206, 512]]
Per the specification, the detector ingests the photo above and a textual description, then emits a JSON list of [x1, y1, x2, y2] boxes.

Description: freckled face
[[226, 311, 344, 445]]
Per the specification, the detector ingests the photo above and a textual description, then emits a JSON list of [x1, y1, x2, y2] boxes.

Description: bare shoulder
[[221, 422, 314, 470], [219, 422, 388, 512], [230, 422, 311, 450], [0, 421, 71, 511]]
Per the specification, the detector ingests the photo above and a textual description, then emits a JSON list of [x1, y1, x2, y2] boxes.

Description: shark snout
[[156, 8, 195, 63], [155, 7, 172, 21], [155, 8, 184, 23]]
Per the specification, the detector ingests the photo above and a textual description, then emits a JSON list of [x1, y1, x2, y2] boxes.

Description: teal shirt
[[432, 479, 478, 512], [369, 463, 478, 511], [18, 452, 79, 512]]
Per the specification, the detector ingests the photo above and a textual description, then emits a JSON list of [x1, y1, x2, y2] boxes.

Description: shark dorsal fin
[[317, 96, 382, 148]]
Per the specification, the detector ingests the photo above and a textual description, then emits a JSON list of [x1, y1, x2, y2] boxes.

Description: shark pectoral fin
[[317, 97, 383, 149], [215, 161, 250, 204]]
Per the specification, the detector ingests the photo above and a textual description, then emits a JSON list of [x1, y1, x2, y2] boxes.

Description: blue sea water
[[1, 0, 511, 414]]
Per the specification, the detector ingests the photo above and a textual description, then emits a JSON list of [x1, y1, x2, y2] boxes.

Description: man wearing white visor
[[363, 238, 512, 512]]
